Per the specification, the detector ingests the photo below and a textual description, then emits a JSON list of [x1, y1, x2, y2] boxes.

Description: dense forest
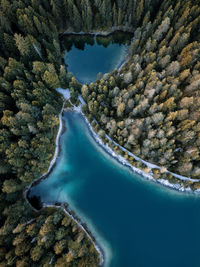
[[81, 0, 200, 187], [0, 0, 199, 266]]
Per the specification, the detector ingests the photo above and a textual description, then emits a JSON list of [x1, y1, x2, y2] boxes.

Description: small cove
[[28, 34, 200, 267]]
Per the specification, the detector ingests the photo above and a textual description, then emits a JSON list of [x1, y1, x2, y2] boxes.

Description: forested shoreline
[[0, 0, 200, 266], [81, 0, 200, 188]]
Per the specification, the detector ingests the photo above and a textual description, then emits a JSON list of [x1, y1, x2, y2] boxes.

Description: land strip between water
[[58, 88, 200, 193]]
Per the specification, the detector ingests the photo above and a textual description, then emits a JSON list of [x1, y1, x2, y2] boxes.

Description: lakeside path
[[57, 88, 200, 194]]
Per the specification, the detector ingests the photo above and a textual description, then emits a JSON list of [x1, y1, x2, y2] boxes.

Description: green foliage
[[0, 0, 200, 266]]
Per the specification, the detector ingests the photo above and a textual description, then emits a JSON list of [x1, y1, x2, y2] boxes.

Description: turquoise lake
[[29, 111, 200, 267], [29, 35, 200, 267]]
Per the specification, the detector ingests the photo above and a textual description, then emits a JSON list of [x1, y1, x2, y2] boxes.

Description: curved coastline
[[24, 102, 65, 197], [73, 109, 198, 194], [24, 100, 105, 266], [43, 203, 104, 266]]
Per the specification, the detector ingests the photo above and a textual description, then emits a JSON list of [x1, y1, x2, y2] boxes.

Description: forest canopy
[[0, 0, 199, 266]]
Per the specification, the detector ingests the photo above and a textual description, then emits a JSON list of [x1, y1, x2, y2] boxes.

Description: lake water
[[29, 34, 200, 267], [29, 111, 200, 267], [61, 32, 132, 84]]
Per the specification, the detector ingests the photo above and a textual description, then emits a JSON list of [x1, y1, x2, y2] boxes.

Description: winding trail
[[109, 138, 200, 183]]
